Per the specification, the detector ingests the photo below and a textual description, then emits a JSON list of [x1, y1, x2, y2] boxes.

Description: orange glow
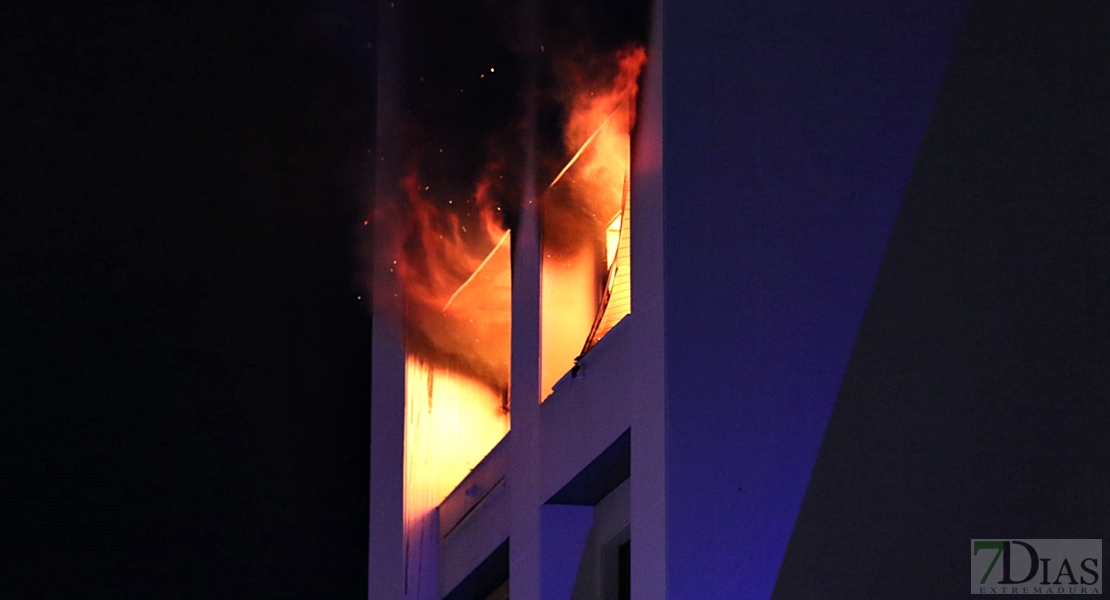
[[541, 45, 646, 397], [541, 242, 599, 394], [606, 213, 622, 268], [389, 161, 513, 593], [394, 166, 512, 391], [403, 356, 509, 515], [383, 41, 646, 590], [402, 355, 509, 596], [588, 183, 632, 350]]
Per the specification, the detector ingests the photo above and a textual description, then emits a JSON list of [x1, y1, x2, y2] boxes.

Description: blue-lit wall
[[774, 3, 1110, 597], [662, 2, 968, 598]]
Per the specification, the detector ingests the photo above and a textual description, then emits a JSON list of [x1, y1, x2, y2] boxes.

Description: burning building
[[370, 1, 649, 597], [370, 1, 1110, 599]]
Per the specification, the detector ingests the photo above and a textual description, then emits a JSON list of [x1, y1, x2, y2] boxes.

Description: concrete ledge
[[540, 316, 635, 504], [438, 434, 512, 598]]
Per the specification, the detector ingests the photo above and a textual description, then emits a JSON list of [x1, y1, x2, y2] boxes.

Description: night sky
[[7, 1, 376, 596], [5, 0, 644, 595]]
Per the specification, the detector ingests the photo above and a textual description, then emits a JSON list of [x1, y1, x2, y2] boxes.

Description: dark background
[[5, 1, 376, 596], [773, 3, 1110, 597]]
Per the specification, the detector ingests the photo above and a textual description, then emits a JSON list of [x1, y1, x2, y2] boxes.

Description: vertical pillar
[[628, 1, 666, 599], [369, 0, 405, 597], [370, 322, 405, 600], [509, 0, 542, 597], [510, 152, 543, 600], [540, 506, 596, 600]]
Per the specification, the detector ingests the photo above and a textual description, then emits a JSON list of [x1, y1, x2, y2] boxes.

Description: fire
[[402, 355, 510, 595], [378, 41, 646, 593], [394, 164, 512, 392], [403, 356, 509, 514], [390, 162, 513, 596], [541, 45, 646, 397]]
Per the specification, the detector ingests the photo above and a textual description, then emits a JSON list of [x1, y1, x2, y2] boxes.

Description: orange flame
[[394, 161, 512, 393], [541, 44, 646, 397], [402, 355, 509, 596], [382, 44, 647, 592], [391, 159, 513, 596]]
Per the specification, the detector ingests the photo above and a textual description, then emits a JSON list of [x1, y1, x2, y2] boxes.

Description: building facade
[[372, 2, 1109, 599]]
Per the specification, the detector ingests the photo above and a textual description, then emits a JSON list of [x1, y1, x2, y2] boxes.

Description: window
[[617, 540, 631, 600]]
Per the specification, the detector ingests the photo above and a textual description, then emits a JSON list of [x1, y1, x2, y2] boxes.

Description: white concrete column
[[509, 0, 543, 595], [629, 1, 667, 599], [368, 2, 406, 597], [510, 176, 543, 600], [368, 0, 408, 594]]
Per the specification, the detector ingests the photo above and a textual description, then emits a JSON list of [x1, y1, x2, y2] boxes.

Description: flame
[[394, 163, 512, 392], [541, 45, 646, 397], [560, 46, 646, 206], [386, 148, 515, 594], [402, 355, 510, 596], [388, 154, 513, 595], [380, 42, 647, 593], [403, 356, 508, 516]]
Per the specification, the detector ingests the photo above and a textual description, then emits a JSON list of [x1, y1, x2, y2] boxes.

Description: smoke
[[395, 153, 513, 392], [541, 44, 646, 255], [538, 44, 646, 394]]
